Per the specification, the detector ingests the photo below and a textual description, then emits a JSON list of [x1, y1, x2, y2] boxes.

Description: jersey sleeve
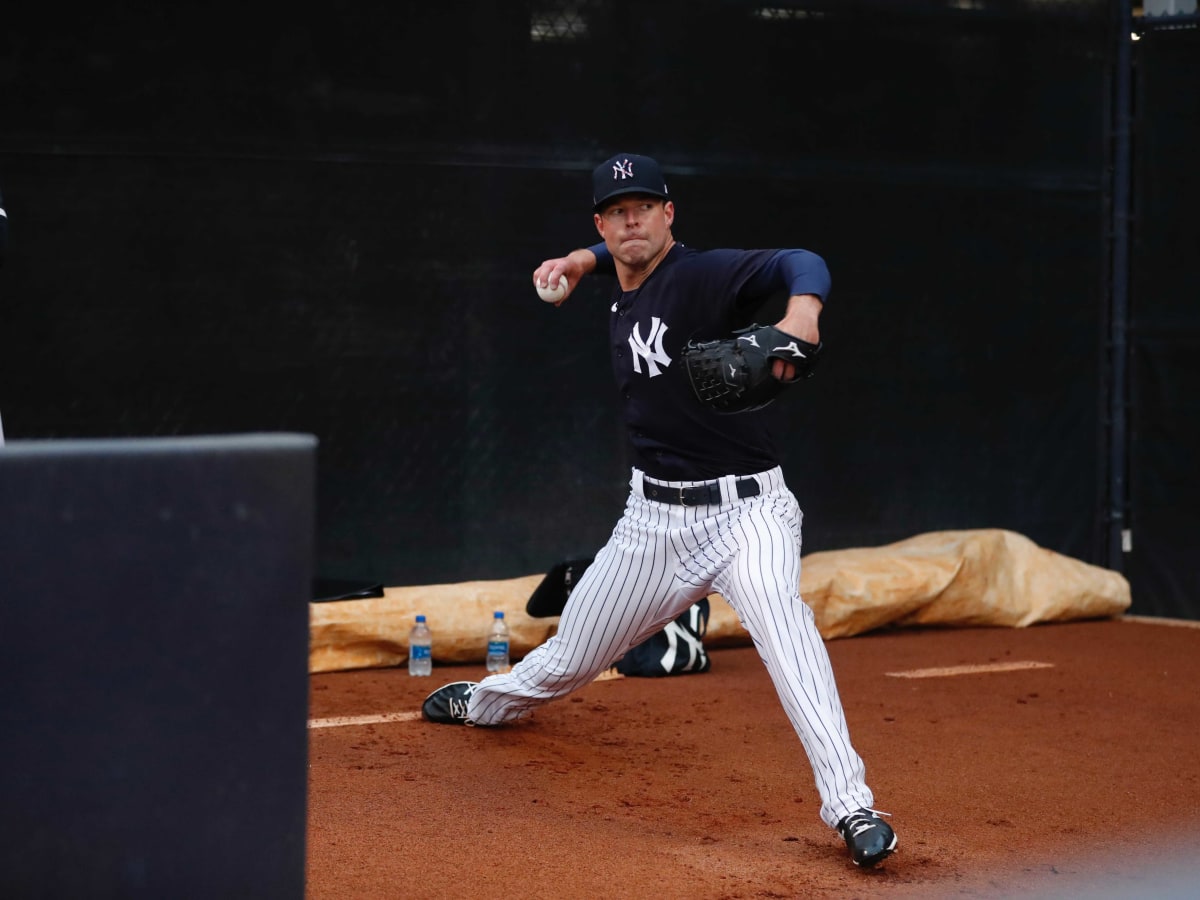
[[681, 247, 828, 324], [738, 249, 831, 305], [588, 241, 615, 276]]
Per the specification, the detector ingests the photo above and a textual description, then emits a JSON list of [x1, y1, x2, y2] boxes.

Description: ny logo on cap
[[613, 158, 634, 180]]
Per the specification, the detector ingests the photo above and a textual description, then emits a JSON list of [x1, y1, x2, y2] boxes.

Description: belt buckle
[[678, 486, 692, 506]]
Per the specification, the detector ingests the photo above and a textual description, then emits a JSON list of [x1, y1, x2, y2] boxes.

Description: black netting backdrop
[[6, 0, 1191, 613]]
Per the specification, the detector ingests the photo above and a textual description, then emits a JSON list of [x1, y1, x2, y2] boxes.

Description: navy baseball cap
[[592, 153, 670, 211]]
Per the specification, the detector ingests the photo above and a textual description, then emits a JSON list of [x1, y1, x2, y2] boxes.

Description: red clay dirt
[[306, 618, 1200, 899]]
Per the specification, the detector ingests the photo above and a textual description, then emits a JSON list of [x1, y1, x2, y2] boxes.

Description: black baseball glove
[[680, 324, 822, 414]]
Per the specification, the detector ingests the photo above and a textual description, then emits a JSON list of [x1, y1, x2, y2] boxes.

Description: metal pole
[[1108, 0, 1134, 571]]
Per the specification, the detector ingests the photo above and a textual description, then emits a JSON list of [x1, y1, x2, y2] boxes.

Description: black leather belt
[[643, 477, 760, 506]]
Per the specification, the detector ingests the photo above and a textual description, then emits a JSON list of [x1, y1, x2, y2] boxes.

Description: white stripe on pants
[[467, 466, 874, 827]]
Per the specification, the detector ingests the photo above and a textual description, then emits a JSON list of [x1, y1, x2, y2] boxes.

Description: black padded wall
[[0, 434, 314, 897]]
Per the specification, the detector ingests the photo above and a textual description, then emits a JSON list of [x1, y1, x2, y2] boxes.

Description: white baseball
[[536, 274, 568, 304]]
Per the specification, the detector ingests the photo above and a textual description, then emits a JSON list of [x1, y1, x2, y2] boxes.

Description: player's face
[[594, 195, 675, 270]]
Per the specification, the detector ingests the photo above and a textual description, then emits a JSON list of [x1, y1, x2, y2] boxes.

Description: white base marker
[[886, 660, 1054, 679], [1120, 615, 1200, 630], [308, 711, 423, 730]]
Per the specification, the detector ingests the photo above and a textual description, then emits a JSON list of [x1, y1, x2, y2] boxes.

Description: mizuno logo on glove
[[680, 323, 823, 414]]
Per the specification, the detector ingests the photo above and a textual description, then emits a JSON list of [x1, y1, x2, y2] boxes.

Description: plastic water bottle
[[408, 614, 432, 676], [486, 610, 510, 673]]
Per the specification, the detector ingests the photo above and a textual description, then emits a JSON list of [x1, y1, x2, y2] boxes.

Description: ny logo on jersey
[[629, 317, 672, 377], [613, 158, 634, 180]]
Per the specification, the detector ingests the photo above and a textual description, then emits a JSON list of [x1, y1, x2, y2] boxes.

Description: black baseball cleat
[[421, 681, 479, 725], [837, 808, 898, 867]]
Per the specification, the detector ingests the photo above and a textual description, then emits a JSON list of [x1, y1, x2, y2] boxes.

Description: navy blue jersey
[[592, 242, 831, 480]]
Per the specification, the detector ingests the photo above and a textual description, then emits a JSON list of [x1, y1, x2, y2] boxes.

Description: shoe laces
[[843, 808, 892, 837]]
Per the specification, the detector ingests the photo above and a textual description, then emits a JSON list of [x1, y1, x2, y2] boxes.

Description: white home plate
[[885, 661, 1054, 679]]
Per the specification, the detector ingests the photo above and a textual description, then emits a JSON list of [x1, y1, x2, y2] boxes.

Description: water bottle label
[[488, 640, 508, 655], [411, 645, 431, 660]]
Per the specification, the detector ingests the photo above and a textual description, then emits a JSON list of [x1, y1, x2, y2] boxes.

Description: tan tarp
[[309, 528, 1131, 674]]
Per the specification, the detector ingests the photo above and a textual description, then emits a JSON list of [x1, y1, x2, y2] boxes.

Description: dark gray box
[[0, 434, 315, 899]]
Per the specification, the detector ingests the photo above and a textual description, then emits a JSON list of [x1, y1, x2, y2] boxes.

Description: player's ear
[[663, 200, 675, 227], [594, 211, 605, 238]]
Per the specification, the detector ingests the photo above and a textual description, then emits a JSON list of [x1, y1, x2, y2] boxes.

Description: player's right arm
[[532, 243, 614, 305]]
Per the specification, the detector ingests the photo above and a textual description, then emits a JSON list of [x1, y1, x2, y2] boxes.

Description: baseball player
[[422, 153, 897, 868]]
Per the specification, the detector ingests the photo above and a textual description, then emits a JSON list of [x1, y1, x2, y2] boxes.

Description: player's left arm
[[772, 294, 823, 381], [739, 249, 830, 379], [776, 292, 822, 344]]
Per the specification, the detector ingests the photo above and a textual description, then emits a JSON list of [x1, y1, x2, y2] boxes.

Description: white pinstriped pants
[[468, 466, 875, 827]]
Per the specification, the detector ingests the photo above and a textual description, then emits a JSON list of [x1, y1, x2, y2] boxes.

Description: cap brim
[[593, 187, 669, 212]]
